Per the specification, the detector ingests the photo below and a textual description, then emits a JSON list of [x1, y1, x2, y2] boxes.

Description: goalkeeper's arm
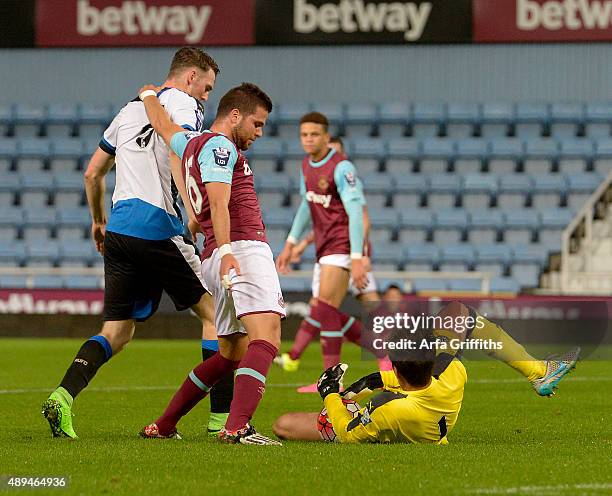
[[341, 370, 401, 402], [323, 394, 378, 444]]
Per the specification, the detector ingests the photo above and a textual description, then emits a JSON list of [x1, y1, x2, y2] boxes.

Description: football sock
[[314, 300, 344, 370], [156, 352, 239, 436], [471, 315, 547, 381], [288, 316, 320, 361], [202, 340, 234, 414], [58, 336, 112, 399], [225, 339, 278, 432]]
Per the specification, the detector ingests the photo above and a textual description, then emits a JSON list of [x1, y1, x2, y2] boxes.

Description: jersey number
[[438, 416, 447, 440], [185, 156, 203, 215]]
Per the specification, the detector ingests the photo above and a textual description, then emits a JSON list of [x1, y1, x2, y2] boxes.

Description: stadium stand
[[0, 101, 608, 292]]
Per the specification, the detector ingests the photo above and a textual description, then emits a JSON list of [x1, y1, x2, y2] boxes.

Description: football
[[317, 399, 361, 442]]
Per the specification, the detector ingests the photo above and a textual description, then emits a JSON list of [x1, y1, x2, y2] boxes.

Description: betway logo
[[77, 0, 212, 43], [306, 190, 332, 208], [0, 293, 103, 315], [518, 0, 612, 30], [294, 0, 432, 41]]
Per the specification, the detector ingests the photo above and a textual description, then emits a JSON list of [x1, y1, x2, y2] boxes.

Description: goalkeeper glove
[[317, 363, 348, 399], [341, 372, 384, 400]]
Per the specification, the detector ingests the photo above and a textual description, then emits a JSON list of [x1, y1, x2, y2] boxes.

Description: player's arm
[[324, 394, 378, 443], [169, 152, 200, 239], [198, 137, 241, 286], [341, 371, 384, 402], [84, 145, 115, 255], [335, 161, 366, 288], [138, 85, 184, 148], [276, 172, 312, 273], [290, 230, 315, 262]]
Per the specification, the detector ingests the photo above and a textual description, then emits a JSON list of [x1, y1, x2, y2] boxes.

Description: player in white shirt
[[42, 48, 231, 439]]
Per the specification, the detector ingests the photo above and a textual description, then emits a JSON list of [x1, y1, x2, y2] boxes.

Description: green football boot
[[41, 387, 78, 439]]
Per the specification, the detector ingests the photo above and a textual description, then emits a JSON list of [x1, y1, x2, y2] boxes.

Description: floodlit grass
[[0, 338, 610, 495]]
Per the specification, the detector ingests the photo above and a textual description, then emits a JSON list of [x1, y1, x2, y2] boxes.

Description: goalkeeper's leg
[[273, 412, 321, 441]]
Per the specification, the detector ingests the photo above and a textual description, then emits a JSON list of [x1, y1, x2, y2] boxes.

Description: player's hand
[[275, 243, 294, 274], [317, 363, 348, 399], [341, 372, 384, 400], [220, 253, 241, 290], [188, 218, 201, 242], [289, 241, 307, 263], [91, 222, 106, 255], [362, 256, 372, 273], [351, 258, 368, 290], [138, 84, 160, 97]]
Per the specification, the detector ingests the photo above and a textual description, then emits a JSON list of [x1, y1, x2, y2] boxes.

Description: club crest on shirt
[[318, 176, 330, 191], [345, 171, 357, 188], [212, 147, 230, 167]]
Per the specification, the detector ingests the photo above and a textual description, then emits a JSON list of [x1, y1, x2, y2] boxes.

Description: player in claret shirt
[[276, 113, 389, 393], [137, 82, 285, 445]]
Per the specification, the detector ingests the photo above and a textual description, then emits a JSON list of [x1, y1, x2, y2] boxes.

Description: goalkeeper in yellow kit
[[273, 301, 579, 444]]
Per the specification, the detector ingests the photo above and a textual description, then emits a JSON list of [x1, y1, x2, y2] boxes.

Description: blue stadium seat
[[455, 139, 487, 174], [462, 173, 497, 209], [565, 172, 602, 210], [474, 244, 512, 278], [510, 262, 541, 288], [439, 244, 475, 272], [594, 138, 612, 176], [398, 209, 433, 244], [392, 173, 426, 209], [427, 174, 460, 209], [412, 103, 445, 138], [550, 102, 584, 138], [530, 174, 566, 209], [0, 208, 24, 226], [402, 244, 440, 271], [63, 275, 101, 289], [467, 209, 503, 244], [265, 228, 288, 246], [498, 174, 532, 209], [300, 244, 316, 264], [481, 102, 514, 138], [249, 137, 284, 160], [279, 276, 311, 293], [370, 246, 403, 271], [284, 140, 305, 160], [25, 240, 60, 267], [512, 244, 547, 264], [14, 103, 45, 137], [77, 102, 112, 139], [262, 208, 295, 228], [50, 138, 84, 172], [584, 102, 612, 138], [0, 225, 18, 241], [0, 139, 17, 171], [256, 174, 290, 207], [490, 277, 520, 293], [379, 102, 410, 137], [488, 138, 523, 174], [46, 103, 77, 138], [448, 279, 483, 292], [362, 173, 392, 208], [515, 102, 549, 138], [60, 240, 95, 266], [344, 103, 377, 137], [20, 171, 54, 207], [433, 209, 468, 244], [385, 138, 420, 174], [0, 275, 29, 289], [31, 275, 64, 288], [420, 138, 454, 173], [57, 207, 90, 227], [523, 139, 558, 175], [368, 207, 398, 242], [411, 279, 448, 292], [0, 104, 13, 137], [0, 241, 24, 266], [17, 137, 50, 171], [446, 103, 480, 138], [558, 139, 594, 174], [352, 138, 385, 174], [503, 209, 539, 244]]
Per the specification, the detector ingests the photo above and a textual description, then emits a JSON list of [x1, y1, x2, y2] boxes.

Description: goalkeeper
[[273, 301, 579, 444]]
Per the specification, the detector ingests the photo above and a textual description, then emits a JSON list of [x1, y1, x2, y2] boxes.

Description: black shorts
[[103, 231, 208, 322]]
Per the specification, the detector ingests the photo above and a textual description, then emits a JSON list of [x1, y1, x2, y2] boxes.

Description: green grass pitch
[[0, 337, 610, 495]]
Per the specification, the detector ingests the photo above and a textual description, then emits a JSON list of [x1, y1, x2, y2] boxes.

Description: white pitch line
[[0, 376, 610, 395], [467, 483, 612, 494]]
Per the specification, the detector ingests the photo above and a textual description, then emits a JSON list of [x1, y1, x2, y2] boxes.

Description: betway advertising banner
[[474, 0, 612, 42], [35, 0, 254, 47], [255, 0, 473, 44]]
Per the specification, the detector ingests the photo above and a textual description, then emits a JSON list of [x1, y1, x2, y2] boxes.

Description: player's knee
[[101, 321, 135, 354], [272, 415, 292, 440]]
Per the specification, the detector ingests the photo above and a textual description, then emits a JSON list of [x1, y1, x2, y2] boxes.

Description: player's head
[[383, 284, 403, 302], [216, 82, 273, 151], [387, 325, 436, 389], [328, 136, 345, 155], [167, 47, 219, 101], [299, 112, 330, 158]]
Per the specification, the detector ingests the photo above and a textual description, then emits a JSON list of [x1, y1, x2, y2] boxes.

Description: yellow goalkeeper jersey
[[323, 359, 467, 444]]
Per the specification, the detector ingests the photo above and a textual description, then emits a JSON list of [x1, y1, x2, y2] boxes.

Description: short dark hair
[[168, 47, 220, 78], [216, 82, 273, 118], [329, 136, 345, 151], [300, 112, 329, 131], [387, 326, 435, 388]]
